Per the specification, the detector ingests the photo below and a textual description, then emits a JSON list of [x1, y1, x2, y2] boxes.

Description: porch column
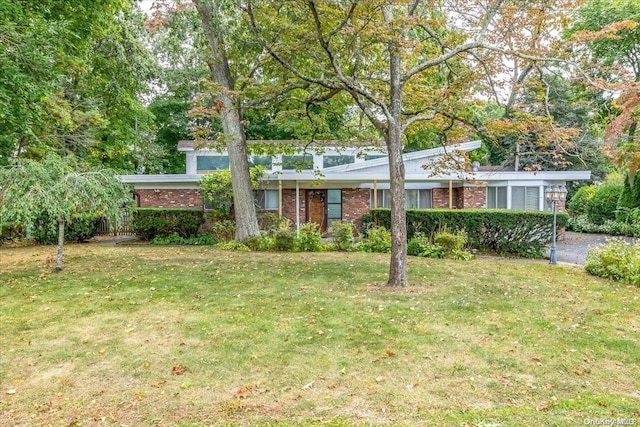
[[507, 184, 512, 209], [373, 180, 378, 208], [295, 181, 300, 232], [449, 180, 453, 209], [539, 184, 545, 211], [278, 179, 283, 217]]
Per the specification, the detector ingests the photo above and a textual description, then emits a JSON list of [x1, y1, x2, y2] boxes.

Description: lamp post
[[545, 184, 568, 264]]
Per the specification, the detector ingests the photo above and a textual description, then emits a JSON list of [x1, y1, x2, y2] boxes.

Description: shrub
[[205, 219, 236, 242], [567, 185, 596, 216], [568, 214, 640, 238], [31, 212, 102, 244], [585, 239, 640, 285], [245, 233, 274, 251], [368, 208, 566, 258], [297, 222, 322, 252], [0, 222, 24, 244], [359, 226, 391, 253], [407, 235, 429, 256], [587, 185, 623, 225], [420, 244, 445, 259], [273, 227, 296, 251], [328, 221, 355, 251], [131, 208, 204, 240], [213, 240, 250, 251], [151, 233, 216, 245], [617, 175, 636, 222], [434, 229, 466, 256]]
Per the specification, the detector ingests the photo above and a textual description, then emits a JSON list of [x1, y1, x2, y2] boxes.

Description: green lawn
[[1, 243, 638, 426]]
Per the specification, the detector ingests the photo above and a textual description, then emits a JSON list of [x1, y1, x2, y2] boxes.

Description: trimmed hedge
[[367, 208, 569, 258], [131, 208, 204, 240], [30, 212, 102, 244]]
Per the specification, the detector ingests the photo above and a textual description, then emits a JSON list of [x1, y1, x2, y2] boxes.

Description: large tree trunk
[[56, 217, 65, 272], [386, 33, 408, 288], [194, 0, 259, 242]]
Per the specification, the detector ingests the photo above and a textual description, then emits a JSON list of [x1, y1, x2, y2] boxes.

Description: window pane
[[265, 190, 279, 210], [497, 187, 507, 208], [323, 155, 354, 168], [249, 155, 272, 169], [487, 187, 496, 208], [282, 155, 313, 170], [327, 189, 341, 204], [383, 190, 391, 208], [406, 189, 419, 209], [511, 187, 525, 210], [419, 189, 432, 208], [197, 156, 229, 171], [327, 204, 342, 219], [364, 154, 386, 161], [525, 187, 539, 211]]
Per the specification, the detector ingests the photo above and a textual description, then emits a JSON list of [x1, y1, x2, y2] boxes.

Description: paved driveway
[[552, 231, 638, 265]]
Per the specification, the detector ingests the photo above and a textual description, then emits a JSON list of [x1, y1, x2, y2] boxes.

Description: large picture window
[[323, 155, 354, 168], [282, 155, 313, 170]]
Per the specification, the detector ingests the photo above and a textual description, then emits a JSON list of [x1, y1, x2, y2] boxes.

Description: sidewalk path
[[553, 231, 638, 265]]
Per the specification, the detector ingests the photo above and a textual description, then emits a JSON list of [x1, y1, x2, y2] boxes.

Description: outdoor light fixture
[[545, 183, 568, 264]]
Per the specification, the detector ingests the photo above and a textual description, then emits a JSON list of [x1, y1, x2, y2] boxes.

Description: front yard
[[0, 244, 638, 426]]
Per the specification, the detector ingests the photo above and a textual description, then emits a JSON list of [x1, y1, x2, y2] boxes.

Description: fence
[[96, 209, 133, 236]]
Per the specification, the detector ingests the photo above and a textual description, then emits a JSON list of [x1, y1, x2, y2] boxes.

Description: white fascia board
[[323, 140, 482, 173], [119, 174, 202, 189]]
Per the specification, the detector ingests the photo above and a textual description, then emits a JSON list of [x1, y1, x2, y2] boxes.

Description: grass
[[0, 243, 639, 426]]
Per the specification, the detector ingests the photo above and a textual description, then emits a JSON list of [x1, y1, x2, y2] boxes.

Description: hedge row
[[131, 208, 204, 240], [1, 213, 102, 244], [366, 208, 569, 257]]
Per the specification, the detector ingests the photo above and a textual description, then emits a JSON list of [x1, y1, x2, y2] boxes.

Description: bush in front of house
[[30, 212, 102, 244], [567, 185, 596, 217], [296, 222, 322, 252], [131, 208, 204, 240], [328, 221, 356, 251], [367, 208, 565, 258], [586, 184, 623, 226], [356, 226, 392, 253], [585, 239, 640, 286]]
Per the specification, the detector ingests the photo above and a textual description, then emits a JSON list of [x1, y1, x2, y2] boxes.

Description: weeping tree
[[0, 154, 133, 271]]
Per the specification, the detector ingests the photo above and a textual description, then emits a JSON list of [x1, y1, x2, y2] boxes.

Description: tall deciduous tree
[[246, 0, 575, 287], [0, 155, 132, 271]]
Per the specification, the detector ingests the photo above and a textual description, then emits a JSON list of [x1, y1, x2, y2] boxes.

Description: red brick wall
[[281, 189, 306, 226], [461, 187, 486, 208], [135, 189, 203, 209], [342, 188, 370, 227]]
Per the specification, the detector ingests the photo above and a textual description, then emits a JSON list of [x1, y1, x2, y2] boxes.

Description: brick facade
[[460, 187, 486, 208], [431, 186, 486, 209], [342, 188, 371, 228], [136, 189, 203, 209], [280, 189, 306, 226]]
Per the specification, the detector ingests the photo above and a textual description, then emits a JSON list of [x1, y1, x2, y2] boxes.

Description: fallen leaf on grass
[[172, 365, 188, 375], [234, 384, 254, 399]]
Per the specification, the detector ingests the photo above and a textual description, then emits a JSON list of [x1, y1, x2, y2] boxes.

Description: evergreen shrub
[[131, 208, 204, 240], [587, 185, 623, 225]]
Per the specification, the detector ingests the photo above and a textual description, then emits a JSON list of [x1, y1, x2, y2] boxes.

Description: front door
[[306, 190, 327, 232]]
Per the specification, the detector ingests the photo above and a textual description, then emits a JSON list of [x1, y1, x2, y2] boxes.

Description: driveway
[[552, 231, 638, 265]]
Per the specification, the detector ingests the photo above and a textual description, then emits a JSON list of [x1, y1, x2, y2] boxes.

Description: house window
[[487, 186, 507, 209], [323, 155, 354, 168], [282, 155, 313, 170], [364, 154, 386, 161], [372, 189, 431, 208], [327, 189, 342, 226], [249, 155, 272, 169], [197, 155, 229, 171], [512, 186, 539, 211], [255, 189, 279, 210]]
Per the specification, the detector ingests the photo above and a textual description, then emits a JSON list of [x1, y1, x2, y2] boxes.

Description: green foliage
[[567, 185, 597, 216], [369, 208, 567, 258], [213, 240, 250, 251], [0, 222, 23, 244], [568, 215, 640, 237], [151, 233, 216, 246], [296, 223, 322, 252], [328, 221, 355, 251], [357, 226, 392, 253], [245, 233, 275, 251], [131, 208, 204, 241], [199, 167, 264, 220], [434, 229, 467, 256], [32, 212, 102, 244], [617, 174, 636, 222], [273, 227, 296, 252], [585, 239, 640, 285], [204, 220, 236, 242], [407, 234, 445, 259], [587, 185, 623, 225]]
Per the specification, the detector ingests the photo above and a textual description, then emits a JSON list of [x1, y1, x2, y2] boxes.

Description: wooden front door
[[306, 190, 327, 232]]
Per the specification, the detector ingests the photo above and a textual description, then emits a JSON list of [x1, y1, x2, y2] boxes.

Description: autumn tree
[[0, 155, 132, 271], [568, 0, 640, 182], [246, 0, 580, 286]]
